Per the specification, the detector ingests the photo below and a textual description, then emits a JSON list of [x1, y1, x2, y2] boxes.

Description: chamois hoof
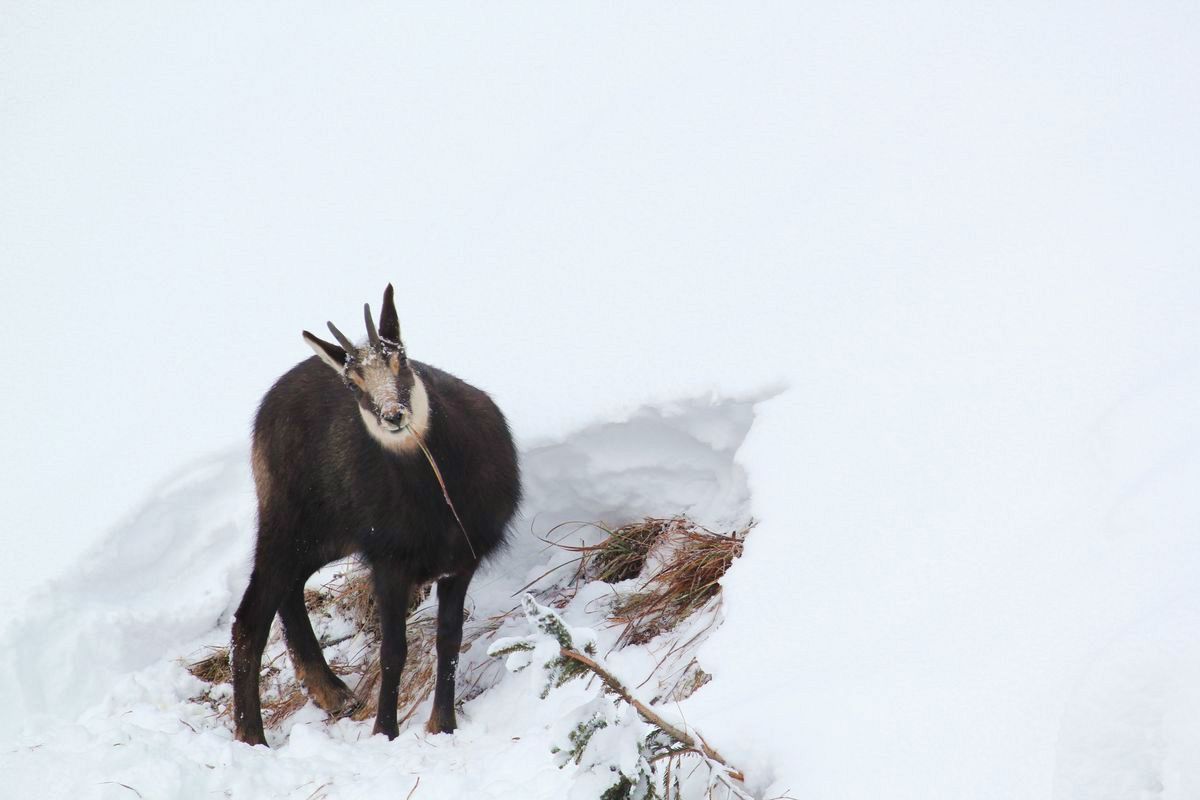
[[308, 678, 361, 718], [235, 727, 269, 747], [425, 711, 457, 735], [372, 720, 400, 740]]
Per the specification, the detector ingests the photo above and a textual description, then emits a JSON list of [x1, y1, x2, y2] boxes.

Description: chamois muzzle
[[380, 406, 410, 431]]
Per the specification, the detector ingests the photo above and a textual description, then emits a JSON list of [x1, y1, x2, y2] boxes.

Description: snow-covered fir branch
[[489, 594, 750, 800]]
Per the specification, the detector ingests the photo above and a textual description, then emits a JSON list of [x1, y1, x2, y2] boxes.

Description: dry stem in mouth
[[411, 428, 478, 560]]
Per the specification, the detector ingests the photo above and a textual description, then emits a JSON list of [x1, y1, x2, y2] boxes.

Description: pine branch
[[557, 647, 744, 783]]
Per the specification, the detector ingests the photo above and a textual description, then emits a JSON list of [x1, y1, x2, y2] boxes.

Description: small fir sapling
[[488, 594, 747, 800], [488, 593, 599, 698], [489, 596, 655, 797]]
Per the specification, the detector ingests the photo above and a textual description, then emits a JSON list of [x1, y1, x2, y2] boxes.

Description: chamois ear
[[379, 283, 402, 347], [302, 330, 349, 374]]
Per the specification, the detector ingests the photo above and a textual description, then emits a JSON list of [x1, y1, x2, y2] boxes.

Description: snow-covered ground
[[0, 395, 762, 798], [4, 3, 1200, 798]]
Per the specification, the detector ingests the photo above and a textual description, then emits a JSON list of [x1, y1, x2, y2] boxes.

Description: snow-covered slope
[[9, 363, 1200, 800], [690, 361, 1200, 798], [0, 394, 762, 798]]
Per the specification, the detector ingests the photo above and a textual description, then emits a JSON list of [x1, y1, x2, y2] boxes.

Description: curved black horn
[[363, 303, 380, 348], [379, 283, 401, 345], [326, 321, 356, 355]]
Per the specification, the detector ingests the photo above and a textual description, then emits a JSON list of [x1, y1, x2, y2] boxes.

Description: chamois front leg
[[231, 567, 293, 746], [427, 569, 473, 734], [370, 560, 412, 740]]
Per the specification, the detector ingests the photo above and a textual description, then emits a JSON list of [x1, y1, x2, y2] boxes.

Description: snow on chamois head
[[302, 284, 430, 453]]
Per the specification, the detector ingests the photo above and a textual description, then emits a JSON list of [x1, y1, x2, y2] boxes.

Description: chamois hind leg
[[369, 559, 413, 740], [278, 578, 360, 716], [427, 569, 473, 734], [231, 565, 294, 746]]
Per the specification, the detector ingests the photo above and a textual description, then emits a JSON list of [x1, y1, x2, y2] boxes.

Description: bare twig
[[557, 647, 744, 783], [511, 555, 585, 596], [303, 782, 331, 800]]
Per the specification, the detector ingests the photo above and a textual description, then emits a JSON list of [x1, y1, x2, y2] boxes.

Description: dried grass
[[586, 517, 751, 646], [520, 516, 750, 652], [663, 662, 711, 703], [586, 519, 676, 583], [186, 647, 231, 685], [186, 516, 750, 734], [329, 569, 381, 639], [263, 686, 309, 727], [338, 613, 440, 724], [186, 563, 482, 730]]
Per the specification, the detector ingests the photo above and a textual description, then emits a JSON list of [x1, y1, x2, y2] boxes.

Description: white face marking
[[358, 370, 430, 454], [303, 331, 429, 453]]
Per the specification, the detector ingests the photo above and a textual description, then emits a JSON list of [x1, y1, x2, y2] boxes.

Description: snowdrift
[[0, 393, 765, 799], [3, 364, 1200, 799]]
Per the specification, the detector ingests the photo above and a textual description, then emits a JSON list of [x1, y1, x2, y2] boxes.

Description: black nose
[[383, 411, 409, 427]]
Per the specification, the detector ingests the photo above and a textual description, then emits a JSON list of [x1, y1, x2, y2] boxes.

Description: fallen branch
[[558, 647, 744, 783]]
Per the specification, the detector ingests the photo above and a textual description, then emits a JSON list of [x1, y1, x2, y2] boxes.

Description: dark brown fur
[[231, 295, 520, 746]]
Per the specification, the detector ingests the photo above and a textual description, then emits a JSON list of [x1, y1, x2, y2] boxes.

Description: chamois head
[[302, 284, 430, 450]]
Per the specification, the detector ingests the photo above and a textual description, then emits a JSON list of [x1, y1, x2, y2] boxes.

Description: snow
[[4, 2, 1200, 798], [690, 337, 1200, 797], [0, 395, 759, 798]]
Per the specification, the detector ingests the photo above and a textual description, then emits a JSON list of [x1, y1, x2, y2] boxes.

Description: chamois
[[231, 285, 520, 746]]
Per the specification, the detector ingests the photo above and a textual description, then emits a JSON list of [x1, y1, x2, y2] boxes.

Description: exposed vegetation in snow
[[0, 394, 760, 799], [181, 516, 754, 798], [491, 593, 751, 799]]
